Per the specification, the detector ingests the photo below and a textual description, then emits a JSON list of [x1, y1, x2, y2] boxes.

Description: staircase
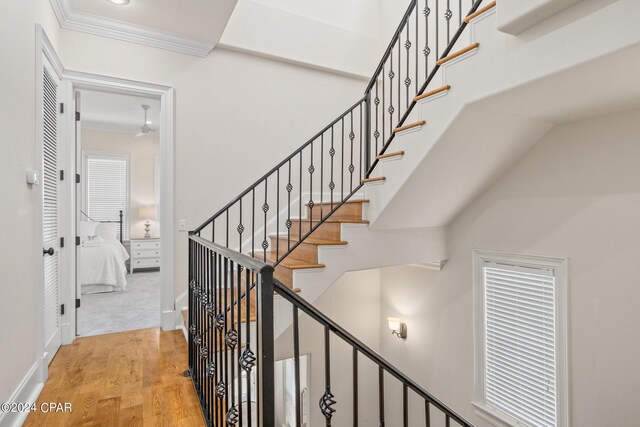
[[186, 1, 495, 426]]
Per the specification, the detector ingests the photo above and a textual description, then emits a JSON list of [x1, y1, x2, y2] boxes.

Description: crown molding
[[49, 0, 214, 57]]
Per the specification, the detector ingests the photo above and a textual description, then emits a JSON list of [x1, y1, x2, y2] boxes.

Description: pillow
[[79, 221, 99, 240], [96, 223, 119, 241]]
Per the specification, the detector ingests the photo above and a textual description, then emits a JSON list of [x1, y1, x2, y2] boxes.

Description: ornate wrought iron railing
[[189, 0, 486, 425], [188, 234, 474, 426], [193, 0, 485, 269]]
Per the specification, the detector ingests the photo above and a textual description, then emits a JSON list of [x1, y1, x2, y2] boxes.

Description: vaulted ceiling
[[50, 0, 238, 56]]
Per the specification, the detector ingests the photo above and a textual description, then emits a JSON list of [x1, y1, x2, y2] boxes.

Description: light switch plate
[[178, 219, 187, 231]]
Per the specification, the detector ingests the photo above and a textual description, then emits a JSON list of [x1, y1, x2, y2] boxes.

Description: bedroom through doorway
[[76, 89, 162, 337]]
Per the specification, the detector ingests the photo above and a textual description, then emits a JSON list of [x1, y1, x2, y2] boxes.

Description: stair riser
[[289, 221, 342, 240], [269, 236, 318, 264], [306, 203, 364, 221], [274, 265, 293, 287]]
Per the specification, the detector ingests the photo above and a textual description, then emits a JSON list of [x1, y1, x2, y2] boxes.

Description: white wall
[[81, 128, 160, 239], [0, 0, 62, 414], [377, 107, 640, 426], [275, 269, 382, 426]]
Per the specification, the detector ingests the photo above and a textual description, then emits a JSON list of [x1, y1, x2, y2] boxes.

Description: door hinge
[[60, 304, 65, 315], [60, 237, 64, 248], [76, 299, 81, 309], [60, 103, 64, 114], [76, 173, 80, 184], [75, 111, 81, 121], [59, 170, 64, 181], [76, 236, 80, 246]]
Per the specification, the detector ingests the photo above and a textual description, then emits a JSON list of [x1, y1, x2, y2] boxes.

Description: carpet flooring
[[78, 271, 160, 337]]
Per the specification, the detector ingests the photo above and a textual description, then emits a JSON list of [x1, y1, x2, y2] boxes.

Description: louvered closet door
[[42, 59, 62, 365]]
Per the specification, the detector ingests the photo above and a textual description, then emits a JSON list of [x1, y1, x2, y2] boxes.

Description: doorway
[[36, 26, 176, 362], [75, 89, 162, 336]]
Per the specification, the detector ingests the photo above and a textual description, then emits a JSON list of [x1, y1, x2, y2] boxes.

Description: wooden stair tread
[[377, 151, 404, 160], [394, 120, 426, 133], [464, 1, 496, 23], [436, 43, 479, 65], [361, 177, 385, 183], [290, 218, 369, 224], [270, 234, 348, 246], [306, 199, 369, 207], [257, 252, 326, 270], [414, 85, 450, 102]]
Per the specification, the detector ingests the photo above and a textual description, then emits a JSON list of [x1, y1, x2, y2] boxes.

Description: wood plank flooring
[[24, 328, 205, 427]]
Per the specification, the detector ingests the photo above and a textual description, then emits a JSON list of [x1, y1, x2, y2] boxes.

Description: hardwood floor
[[24, 328, 205, 426]]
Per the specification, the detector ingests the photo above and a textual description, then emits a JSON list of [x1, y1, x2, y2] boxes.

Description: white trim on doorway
[[36, 26, 177, 355]]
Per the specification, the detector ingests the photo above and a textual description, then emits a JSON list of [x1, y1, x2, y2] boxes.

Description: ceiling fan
[[135, 104, 156, 137]]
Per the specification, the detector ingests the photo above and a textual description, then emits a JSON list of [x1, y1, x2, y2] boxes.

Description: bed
[[79, 211, 130, 294]]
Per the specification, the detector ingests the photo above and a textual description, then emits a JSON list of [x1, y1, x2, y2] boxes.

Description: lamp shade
[[387, 317, 402, 331], [139, 205, 156, 220]]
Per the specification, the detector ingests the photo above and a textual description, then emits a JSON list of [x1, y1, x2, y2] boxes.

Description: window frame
[[82, 150, 131, 241], [472, 249, 569, 427]]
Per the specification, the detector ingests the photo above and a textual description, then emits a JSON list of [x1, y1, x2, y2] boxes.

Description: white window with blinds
[[473, 250, 568, 427], [83, 151, 130, 240]]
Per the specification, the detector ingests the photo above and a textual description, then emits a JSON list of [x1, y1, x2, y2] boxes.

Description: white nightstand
[[129, 238, 161, 273]]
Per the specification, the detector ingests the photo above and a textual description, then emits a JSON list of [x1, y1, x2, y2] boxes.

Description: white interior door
[[42, 58, 63, 365]]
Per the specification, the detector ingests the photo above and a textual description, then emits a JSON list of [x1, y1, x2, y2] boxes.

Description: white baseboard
[[161, 309, 175, 331], [0, 359, 45, 427], [174, 290, 189, 342]]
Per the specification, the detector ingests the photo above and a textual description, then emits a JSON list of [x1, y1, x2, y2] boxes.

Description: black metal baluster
[[359, 103, 363, 183], [388, 51, 394, 137], [379, 367, 385, 426], [459, 0, 462, 26], [424, 0, 430, 80], [263, 179, 268, 263], [330, 127, 335, 211], [374, 81, 380, 155], [341, 117, 344, 201], [236, 263, 243, 427], [446, 414, 451, 427], [405, 20, 411, 109], [446, 0, 452, 43], [298, 153, 303, 242], [212, 251, 219, 425], [287, 160, 292, 254], [206, 249, 213, 423], [223, 257, 229, 420], [320, 134, 324, 223], [403, 384, 409, 427], [320, 327, 336, 426], [244, 268, 254, 427], [382, 63, 386, 142], [349, 111, 354, 192], [415, 1, 419, 96], [309, 141, 314, 231], [188, 238, 193, 378], [398, 40, 401, 121], [276, 169, 280, 260], [436, 0, 439, 59], [226, 209, 229, 248], [228, 260, 238, 427], [217, 253, 224, 427], [238, 199, 243, 254], [353, 348, 358, 427], [425, 400, 431, 427], [251, 189, 255, 259], [293, 306, 301, 427]]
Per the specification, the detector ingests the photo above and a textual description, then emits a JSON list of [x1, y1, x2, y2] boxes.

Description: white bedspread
[[80, 239, 130, 292]]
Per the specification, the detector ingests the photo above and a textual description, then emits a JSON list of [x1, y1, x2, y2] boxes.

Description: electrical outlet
[[178, 219, 187, 231]]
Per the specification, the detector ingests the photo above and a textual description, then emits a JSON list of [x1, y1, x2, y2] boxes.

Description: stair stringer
[[273, 221, 447, 339], [367, 0, 640, 230]]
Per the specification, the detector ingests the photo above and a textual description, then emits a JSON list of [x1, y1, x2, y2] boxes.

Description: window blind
[[86, 155, 129, 240], [483, 262, 558, 427]]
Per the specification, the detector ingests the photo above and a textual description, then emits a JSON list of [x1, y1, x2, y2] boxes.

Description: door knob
[[43, 247, 55, 256]]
